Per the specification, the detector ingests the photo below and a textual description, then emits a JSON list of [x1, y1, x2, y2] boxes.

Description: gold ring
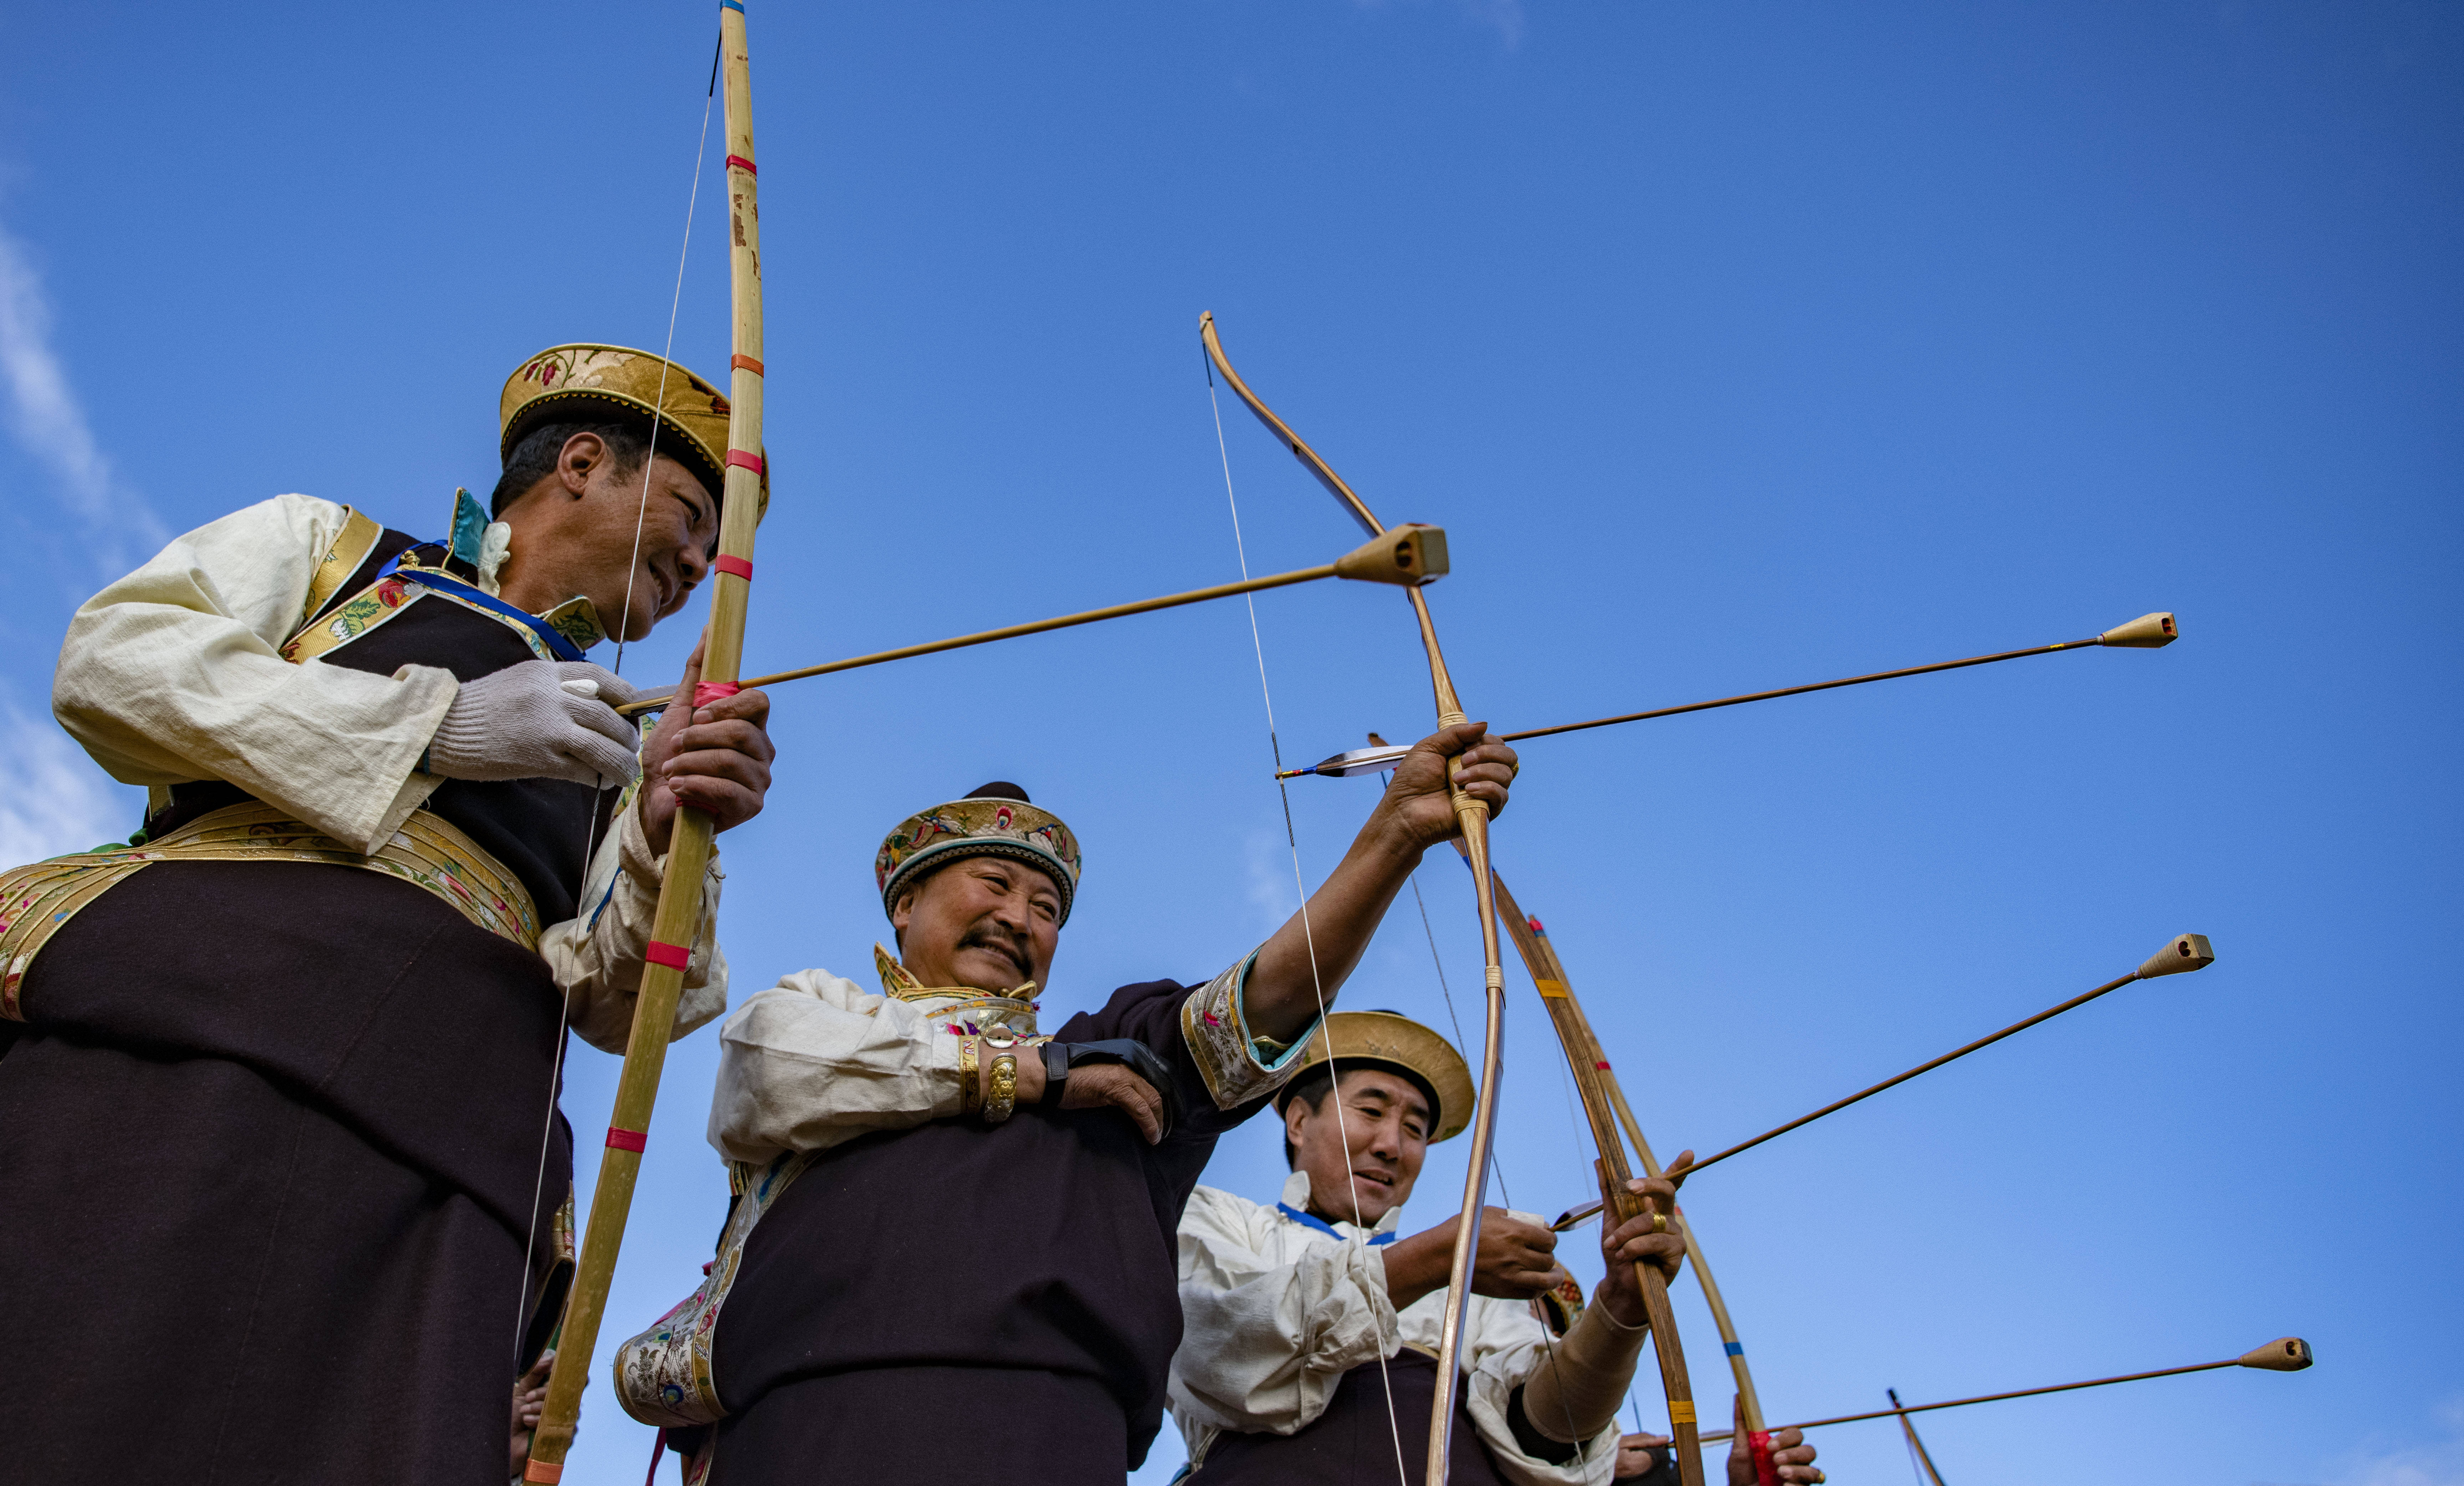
[[1651, 1210, 1668, 1233]]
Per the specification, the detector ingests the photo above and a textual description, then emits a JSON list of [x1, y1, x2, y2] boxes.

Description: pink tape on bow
[[693, 681, 743, 708]]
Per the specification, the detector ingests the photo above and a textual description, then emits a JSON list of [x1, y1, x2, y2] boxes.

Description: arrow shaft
[[1666, 970, 2140, 1182], [618, 561, 1340, 715], [1497, 639, 2097, 745], [1697, 1358, 2236, 1439]]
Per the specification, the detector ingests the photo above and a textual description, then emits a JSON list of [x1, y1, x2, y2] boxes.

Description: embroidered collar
[[381, 548, 598, 662], [1276, 1171, 1402, 1245], [1278, 1203, 1399, 1246], [872, 943, 1038, 1006]]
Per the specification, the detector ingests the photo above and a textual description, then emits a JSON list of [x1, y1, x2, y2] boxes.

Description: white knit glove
[[425, 660, 643, 789]]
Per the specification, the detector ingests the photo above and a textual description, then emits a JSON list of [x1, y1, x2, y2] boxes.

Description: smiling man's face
[[892, 856, 1062, 993], [1285, 1067, 1431, 1229], [495, 430, 719, 643]]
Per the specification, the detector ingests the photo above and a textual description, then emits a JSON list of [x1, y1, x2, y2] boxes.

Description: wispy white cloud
[[0, 697, 139, 866], [0, 214, 165, 574], [1354, 0, 1526, 48], [2332, 1395, 2464, 1486], [1244, 826, 1302, 936]]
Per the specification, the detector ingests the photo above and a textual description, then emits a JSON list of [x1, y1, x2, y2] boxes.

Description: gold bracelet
[[959, 1037, 981, 1117], [986, 1052, 1018, 1125]]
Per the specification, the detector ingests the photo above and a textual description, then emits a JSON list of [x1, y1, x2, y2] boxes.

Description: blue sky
[[2, 3, 2457, 1483]]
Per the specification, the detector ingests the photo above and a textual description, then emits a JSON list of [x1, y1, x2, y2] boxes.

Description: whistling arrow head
[[2236, 1337, 2314, 1371], [2099, 612, 2179, 648], [2135, 933, 2215, 979], [1333, 523, 1447, 587]]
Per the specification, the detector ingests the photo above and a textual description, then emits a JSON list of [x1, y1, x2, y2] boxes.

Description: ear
[[1282, 1095, 1312, 1151], [557, 431, 609, 497]]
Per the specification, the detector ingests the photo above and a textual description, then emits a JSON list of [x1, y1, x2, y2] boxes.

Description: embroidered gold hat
[[876, 782, 1084, 926], [1276, 1010, 1476, 1142], [499, 343, 769, 517]]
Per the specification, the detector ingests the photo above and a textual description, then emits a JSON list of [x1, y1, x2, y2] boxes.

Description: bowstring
[[1208, 359, 1411, 1486], [509, 40, 720, 1367]]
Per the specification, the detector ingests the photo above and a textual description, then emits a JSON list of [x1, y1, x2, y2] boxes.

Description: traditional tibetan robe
[[1169, 1175, 1629, 1486], [0, 493, 728, 1486], [613, 950, 1312, 1485]]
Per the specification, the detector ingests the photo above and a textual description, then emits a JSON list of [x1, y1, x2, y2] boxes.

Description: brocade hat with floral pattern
[[876, 782, 1083, 926], [499, 343, 769, 518]]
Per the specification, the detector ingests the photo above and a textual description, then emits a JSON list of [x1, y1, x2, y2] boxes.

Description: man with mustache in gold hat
[[613, 727, 1518, 1485], [0, 345, 778, 1485], [1168, 1011, 1823, 1486]]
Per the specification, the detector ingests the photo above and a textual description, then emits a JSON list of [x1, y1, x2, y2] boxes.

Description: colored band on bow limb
[[613, 527, 1446, 716], [1278, 613, 2180, 778], [1195, 313, 1577, 1486], [1462, 847, 1711, 1485], [1695, 1338, 2312, 1441], [1480, 877, 1780, 1480], [524, 4, 767, 1476]]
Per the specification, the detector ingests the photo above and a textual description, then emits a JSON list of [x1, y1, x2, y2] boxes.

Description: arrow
[[1277, 613, 2178, 778], [1552, 933, 2216, 1228], [1695, 1338, 2313, 1441], [616, 524, 1446, 716], [1889, 1389, 1951, 1486]]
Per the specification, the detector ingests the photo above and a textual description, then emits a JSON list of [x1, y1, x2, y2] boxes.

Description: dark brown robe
[[0, 529, 608, 1485]]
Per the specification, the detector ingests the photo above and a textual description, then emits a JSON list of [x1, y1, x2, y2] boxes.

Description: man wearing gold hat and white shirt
[[1169, 1011, 1823, 1486], [0, 345, 778, 1484], [614, 726, 1519, 1486]]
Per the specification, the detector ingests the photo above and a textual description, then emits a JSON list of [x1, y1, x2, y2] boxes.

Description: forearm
[[1245, 813, 1421, 1042], [1379, 1226, 1456, 1312], [1518, 1303, 1650, 1445], [548, 800, 730, 1053], [707, 973, 965, 1162], [53, 495, 456, 850]]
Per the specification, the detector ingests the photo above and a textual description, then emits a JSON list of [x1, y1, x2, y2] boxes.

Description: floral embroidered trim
[[613, 1149, 814, 1429], [1179, 951, 1314, 1110], [1, 802, 540, 1020]]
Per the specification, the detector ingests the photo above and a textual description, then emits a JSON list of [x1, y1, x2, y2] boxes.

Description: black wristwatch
[[1036, 1038, 1182, 1139]]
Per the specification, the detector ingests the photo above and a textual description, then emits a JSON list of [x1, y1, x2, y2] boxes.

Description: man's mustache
[[957, 923, 1030, 973]]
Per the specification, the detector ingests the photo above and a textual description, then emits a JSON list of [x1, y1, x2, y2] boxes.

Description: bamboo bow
[[523, 5, 766, 1478], [1199, 314, 1677, 1484]]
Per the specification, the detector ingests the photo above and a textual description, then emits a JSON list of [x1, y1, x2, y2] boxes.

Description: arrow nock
[[2236, 1337, 2313, 1371], [1334, 524, 1448, 587], [2099, 612, 2179, 648], [2135, 932, 2215, 980]]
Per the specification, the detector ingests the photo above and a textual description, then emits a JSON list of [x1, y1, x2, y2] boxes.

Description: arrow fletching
[[1276, 742, 1414, 780], [2135, 932, 2215, 980]]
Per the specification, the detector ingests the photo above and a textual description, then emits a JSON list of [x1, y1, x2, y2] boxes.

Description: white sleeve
[[1460, 1294, 1623, 1486], [540, 797, 731, 1054], [51, 493, 456, 853], [704, 967, 967, 1163], [1167, 1187, 1399, 1438]]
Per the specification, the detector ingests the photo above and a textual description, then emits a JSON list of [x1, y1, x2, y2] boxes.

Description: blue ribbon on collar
[[1278, 1202, 1399, 1246], [382, 549, 588, 663]]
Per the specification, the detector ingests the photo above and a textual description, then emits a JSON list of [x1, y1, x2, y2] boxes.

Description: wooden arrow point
[[2237, 1337, 2314, 1371], [2099, 611, 2179, 647], [2136, 932, 2216, 979]]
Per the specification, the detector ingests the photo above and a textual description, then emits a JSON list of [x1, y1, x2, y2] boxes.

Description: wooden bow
[[1198, 313, 1508, 1482], [1473, 856, 1715, 1486], [524, 4, 767, 1477]]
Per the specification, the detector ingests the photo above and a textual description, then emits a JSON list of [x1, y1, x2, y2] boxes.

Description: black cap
[[966, 781, 1031, 803]]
